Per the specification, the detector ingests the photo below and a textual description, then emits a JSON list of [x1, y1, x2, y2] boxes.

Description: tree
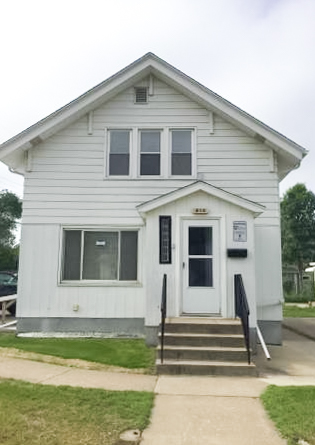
[[281, 183, 315, 290], [0, 190, 22, 270]]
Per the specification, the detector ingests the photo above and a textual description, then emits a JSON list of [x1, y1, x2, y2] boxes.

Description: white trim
[[0, 52, 306, 169], [59, 226, 141, 285], [138, 181, 265, 216], [106, 128, 132, 178], [208, 111, 214, 134], [25, 149, 33, 172], [149, 74, 154, 96], [179, 216, 224, 315], [168, 127, 196, 179], [138, 129, 163, 178], [88, 111, 93, 135], [103, 128, 107, 179]]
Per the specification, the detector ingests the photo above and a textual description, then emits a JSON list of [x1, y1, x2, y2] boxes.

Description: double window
[[62, 229, 138, 282], [108, 128, 193, 177]]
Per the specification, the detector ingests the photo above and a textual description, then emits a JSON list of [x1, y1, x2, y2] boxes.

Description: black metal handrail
[[234, 274, 251, 364], [160, 274, 167, 364]]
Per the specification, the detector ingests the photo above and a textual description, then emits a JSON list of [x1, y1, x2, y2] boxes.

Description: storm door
[[182, 220, 220, 314]]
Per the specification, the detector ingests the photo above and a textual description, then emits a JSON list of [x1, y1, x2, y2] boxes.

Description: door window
[[188, 226, 213, 287]]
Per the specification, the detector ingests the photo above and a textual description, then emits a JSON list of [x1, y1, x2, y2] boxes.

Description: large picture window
[[109, 130, 130, 176], [140, 130, 161, 175], [171, 129, 192, 175], [62, 230, 138, 281]]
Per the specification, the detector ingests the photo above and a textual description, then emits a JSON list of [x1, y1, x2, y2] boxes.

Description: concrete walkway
[[0, 322, 314, 444]]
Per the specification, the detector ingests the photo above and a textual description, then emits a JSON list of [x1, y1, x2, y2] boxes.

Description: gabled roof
[[0, 52, 307, 174], [137, 181, 265, 217]]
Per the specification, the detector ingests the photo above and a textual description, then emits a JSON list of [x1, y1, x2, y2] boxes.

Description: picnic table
[[0, 294, 17, 324]]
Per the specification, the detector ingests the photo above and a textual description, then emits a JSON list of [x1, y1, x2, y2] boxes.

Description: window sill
[[59, 281, 142, 288]]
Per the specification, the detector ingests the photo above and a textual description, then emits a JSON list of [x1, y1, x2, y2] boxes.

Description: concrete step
[[156, 359, 257, 377], [164, 318, 243, 335], [160, 332, 245, 348], [157, 345, 248, 362]]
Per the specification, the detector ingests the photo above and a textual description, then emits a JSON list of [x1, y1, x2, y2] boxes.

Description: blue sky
[[1, 0, 314, 198]]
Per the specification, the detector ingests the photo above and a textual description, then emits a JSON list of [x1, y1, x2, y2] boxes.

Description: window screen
[[109, 130, 130, 176], [62, 230, 138, 281], [140, 131, 161, 175], [171, 130, 192, 175], [63, 230, 81, 280]]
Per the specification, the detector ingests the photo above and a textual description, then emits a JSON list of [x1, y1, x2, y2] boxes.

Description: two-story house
[[0, 53, 306, 348]]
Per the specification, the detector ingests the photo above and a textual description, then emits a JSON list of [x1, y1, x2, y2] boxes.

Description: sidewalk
[[0, 322, 314, 444]]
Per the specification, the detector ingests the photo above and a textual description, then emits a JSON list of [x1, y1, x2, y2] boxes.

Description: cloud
[[0, 0, 314, 196]]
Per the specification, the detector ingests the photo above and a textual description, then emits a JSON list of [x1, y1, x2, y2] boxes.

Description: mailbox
[[227, 248, 247, 258]]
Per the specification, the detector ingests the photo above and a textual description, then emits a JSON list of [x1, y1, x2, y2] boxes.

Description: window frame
[[169, 128, 195, 178], [139, 129, 162, 177], [60, 227, 140, 286], [104, 126, 195, 179], [107, 129, 132, 177]]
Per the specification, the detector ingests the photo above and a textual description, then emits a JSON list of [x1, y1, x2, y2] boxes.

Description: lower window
[[62, 229, 138, 281]]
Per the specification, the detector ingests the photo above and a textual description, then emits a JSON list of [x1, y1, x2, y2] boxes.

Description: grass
[[0, 334, 155, 371], [261, 385, 315, 445], [0, 378, 154, 445], [283, 304, 315, 318]]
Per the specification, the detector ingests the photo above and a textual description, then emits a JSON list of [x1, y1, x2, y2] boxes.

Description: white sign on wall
[[233, 221, 247, 242]]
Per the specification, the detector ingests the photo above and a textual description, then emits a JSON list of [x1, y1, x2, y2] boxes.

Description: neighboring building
[[0, 53, 306, 345]]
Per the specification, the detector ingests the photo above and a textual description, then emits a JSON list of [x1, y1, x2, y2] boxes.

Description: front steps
[[156, 318, 257, 376]]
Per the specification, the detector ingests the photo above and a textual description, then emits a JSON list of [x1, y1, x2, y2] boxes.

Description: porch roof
[[137, 181, 265, 217]]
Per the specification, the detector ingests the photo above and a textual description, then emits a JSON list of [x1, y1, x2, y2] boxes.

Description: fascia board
[[137, 181, 265, 217], [0, 52, 307, 165], [149, 60, 306, 161], [0, 60, 153, 160]]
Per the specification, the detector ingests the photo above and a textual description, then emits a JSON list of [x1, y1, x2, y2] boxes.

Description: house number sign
[[233, 221, 247, 242]]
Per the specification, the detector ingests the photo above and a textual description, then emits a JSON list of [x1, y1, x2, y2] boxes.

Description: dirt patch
[[0, 347, 149, 374]]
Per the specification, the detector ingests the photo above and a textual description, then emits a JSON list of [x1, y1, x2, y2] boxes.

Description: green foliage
[[0, 244, 19, 270], [0, 335, 156, 370], [0, 190, 22, 248], [0, 190, 22, 270], [261, 385, 315, 444], [281, 184, 315, 288], [0, 379, 154, 445]]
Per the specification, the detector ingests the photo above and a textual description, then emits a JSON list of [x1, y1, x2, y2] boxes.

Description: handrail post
[[160, 274, 167, 364], [234, 274, 251, 365]]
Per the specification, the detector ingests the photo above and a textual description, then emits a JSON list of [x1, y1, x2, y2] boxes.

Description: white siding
[[23, 78, 279, 226], [143, 191, 257, 327], [18, 76, 282, 323], [17, 224, 145, 318]]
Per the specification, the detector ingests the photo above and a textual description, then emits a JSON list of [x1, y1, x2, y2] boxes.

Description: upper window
[[171, 129, 192, 175], [109, 130, 130, 176], [62, 229, 138, 281], [140, 130, 161, 176], [135, 87, 148, 104]]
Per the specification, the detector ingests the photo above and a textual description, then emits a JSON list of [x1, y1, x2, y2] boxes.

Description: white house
[[0, 53, 306, 345]]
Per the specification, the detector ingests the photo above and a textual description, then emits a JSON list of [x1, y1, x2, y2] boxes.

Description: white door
[[182, 220, 220, 314]]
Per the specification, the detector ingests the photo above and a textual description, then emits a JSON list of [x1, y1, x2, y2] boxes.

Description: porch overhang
[[137, 181, 265, 217]]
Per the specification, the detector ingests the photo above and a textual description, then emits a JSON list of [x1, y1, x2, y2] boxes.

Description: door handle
[[182, 262, 185, 269]]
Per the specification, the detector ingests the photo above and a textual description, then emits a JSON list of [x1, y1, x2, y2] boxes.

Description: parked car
[[0, 271, 17, 316]]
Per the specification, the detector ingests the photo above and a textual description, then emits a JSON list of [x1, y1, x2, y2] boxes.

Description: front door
[[182, 220, 220, 314]]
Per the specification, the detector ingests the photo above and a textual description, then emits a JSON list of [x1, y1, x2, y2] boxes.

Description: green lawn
[[0, 379, 154, 445], [0, 334, 155, 371], [283, 304, 315, 318], [261, 385, 315, 445]]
